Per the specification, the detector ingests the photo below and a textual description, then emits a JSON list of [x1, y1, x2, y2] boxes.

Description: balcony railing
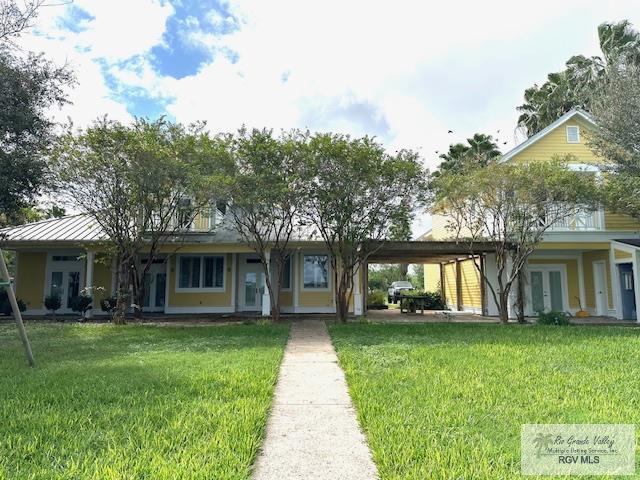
[[547, 208, 602, 232]]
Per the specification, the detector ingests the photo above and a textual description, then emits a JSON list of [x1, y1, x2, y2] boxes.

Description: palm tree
[[436, 134, 501, 174], [517, 20, 640, 137]]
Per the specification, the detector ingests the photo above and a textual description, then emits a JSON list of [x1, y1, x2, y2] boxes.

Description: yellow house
[[1, 214, 365, 317], [423, 109, 640, 320]]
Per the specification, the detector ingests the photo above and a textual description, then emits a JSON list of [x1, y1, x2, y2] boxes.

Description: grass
[[330, 323, 640, 479], [0, 322, 289, 480]]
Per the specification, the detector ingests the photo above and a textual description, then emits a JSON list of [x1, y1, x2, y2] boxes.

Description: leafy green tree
[[0, 49, 73, 226], [429, 159, 598, 323], [518, 20, 640, 137], [302, 133, 423, 322], [224, 128, 306, 321], [589, 63, 640, 225], [53, 118, 220, 323], [368, 264, 402, 291]]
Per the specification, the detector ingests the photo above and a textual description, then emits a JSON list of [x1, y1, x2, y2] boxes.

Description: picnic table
[[399, 295, 430, 315]]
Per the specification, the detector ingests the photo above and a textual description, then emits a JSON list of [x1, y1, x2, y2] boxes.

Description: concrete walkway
[[252, 320, 378, 480]]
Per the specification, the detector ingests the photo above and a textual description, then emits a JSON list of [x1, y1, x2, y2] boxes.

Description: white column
[[85, 250, 95, 318], [632, 250, 640, 323], [353, 264, 363, 316], [262, 250, 271, 317], [610, 245, 623, 320]]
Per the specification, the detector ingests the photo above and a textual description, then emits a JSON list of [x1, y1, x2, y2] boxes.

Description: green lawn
[[0, 322, 289, 480], [330, 323, 640, 479]]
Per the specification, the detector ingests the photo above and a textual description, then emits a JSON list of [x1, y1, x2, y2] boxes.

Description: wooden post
[[439, 263, 446, 306], [479, 255, 487, 316], [0, 248, 35, 367]]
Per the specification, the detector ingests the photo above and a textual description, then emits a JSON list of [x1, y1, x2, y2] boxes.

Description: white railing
[[547, 208, 602, 232]]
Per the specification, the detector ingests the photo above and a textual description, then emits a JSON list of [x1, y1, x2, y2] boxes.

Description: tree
[[429, 159, 598, 323], [517, 20, 640, 137], [435, 133, 501, 175], [53, 118, 219, 323], [0, 0, 46, 43], [0, 49, 73, 226], [302, 133, 423, 322], [589, 63, 640, 224], [224, 128, 306, 321]]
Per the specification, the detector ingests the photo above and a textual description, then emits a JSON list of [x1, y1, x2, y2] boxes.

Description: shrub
[[367, 290, 387, 309], [537, 310, 571, 326], [44, 294, 63, 321], [70, 295, 92, 320], [100, 296, 117, 313], [0, 288, 27, 315], [402, 290, 446, 310]]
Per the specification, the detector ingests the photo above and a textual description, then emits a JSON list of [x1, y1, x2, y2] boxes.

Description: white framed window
[[177, 255, 225, 291], [303, 254, 329, 290], [566, 125, 580, 143]]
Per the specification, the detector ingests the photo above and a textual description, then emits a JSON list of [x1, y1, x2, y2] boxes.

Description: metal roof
[[0, 214, 107, 243]]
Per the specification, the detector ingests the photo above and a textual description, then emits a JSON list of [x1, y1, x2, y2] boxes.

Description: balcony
[[547, 208, 603, 232]]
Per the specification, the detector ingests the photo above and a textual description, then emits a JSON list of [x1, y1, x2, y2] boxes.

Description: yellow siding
[[167, 254, 233, 307], [528, 258, 580, 309], [604, 213, 640, 231], [15, 252, 46, 311], [460, 258, 482, 308], [537, 242, 611, 250], [510, 117, 600, 164], [583, 251, 614, 310], [614, 249, 632, 260], [92, 254, 112, 304], [279, 291, 293, 307], [424, 264, 440, 292], [443, 262, 457, 307]]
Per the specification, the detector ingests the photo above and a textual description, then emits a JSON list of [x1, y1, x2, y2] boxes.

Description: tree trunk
[[113, 257, 128, 325], [399, 263, 408, 281], [498, 291, 509, 324], [516, 271, 526, 323]]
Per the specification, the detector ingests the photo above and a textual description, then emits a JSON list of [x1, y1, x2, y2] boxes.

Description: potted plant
[[44, 294, 62, 321]]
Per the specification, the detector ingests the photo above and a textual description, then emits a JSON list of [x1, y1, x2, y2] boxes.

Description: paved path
[[252, 320, 378, 480]]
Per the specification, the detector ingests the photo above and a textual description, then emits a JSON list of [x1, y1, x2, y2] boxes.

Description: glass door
[[50, 270, 81, 310], [529, 268, 564, 313]]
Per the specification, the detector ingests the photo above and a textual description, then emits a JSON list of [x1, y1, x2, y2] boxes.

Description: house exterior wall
[[582, 250, 614, 310], [460, 258, 482, 309], [15, 252, 46, 312], [424, 264, 440, 292]]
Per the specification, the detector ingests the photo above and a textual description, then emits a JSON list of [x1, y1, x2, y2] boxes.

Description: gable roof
[[501, 108, 596, 163]]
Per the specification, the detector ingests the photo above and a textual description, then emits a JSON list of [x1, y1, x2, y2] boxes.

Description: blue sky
[[20, 0, 640, 234]]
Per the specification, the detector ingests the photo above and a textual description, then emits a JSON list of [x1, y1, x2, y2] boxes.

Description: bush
[[44, 294, 63, 320], [367, 290, 388, 309], [100, 296, 117, 313], [70, 295, 92, 319], [402, 290, 446, 310], [0, 288, 27, 315], [537, 310, 571, 326]]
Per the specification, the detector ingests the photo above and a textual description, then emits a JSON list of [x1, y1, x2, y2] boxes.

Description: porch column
[[85, 250, 95, 319], [633, 250, 640, 323], [353, 263, 363, 316], [262, 249, 271, 317]]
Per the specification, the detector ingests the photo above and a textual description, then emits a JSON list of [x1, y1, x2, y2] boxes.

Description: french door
[[530, 267, 565, 313], [49, 270, 81, 312]]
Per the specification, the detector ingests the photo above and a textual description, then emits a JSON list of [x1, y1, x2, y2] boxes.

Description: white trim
[[44, 250, 85, 315], [300, 253, 331, 292], [164, 306, 234, 314], [610, 244, 624, 319], [501, 109, 596, 163], [566, 125, 580, 144], [174, 254, 226, 293], [293, 251, 300, 308], [577, 252, 586, 310]]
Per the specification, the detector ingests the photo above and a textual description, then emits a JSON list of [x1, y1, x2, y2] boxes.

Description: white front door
[[142, 261, 167, 312], [530, 267, 566, 313], [593, 261, 609, 316], [239, 257, 265, 311]]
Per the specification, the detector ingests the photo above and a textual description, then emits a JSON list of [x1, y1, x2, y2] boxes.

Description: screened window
[[566, 126, 580, 143], [303, 255, 328, 289], [178, 255, 224, 290]]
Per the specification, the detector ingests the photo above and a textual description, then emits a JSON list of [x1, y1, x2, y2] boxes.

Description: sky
[[18, 0, 640, 235]]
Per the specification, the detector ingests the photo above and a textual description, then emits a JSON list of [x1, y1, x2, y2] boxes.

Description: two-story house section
[[424, 109, 640, 321]]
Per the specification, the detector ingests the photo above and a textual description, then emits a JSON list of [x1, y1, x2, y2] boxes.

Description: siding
[[614, 249, 632, 260], [92, 254, 113, 304], [510, 117, 600, 164], [424, 264, 441, 292], [582, 250, 614, 310], [443, 262, 457, 307], [460, 258, 482, 308], [604, 213, 640, 232], [15, 252, 46, 311]]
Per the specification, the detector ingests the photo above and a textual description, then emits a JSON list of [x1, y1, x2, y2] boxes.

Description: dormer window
[[566, 126, 580, 143]]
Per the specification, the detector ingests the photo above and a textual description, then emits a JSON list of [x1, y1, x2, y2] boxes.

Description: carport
[[361, 240, 499, 315]]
